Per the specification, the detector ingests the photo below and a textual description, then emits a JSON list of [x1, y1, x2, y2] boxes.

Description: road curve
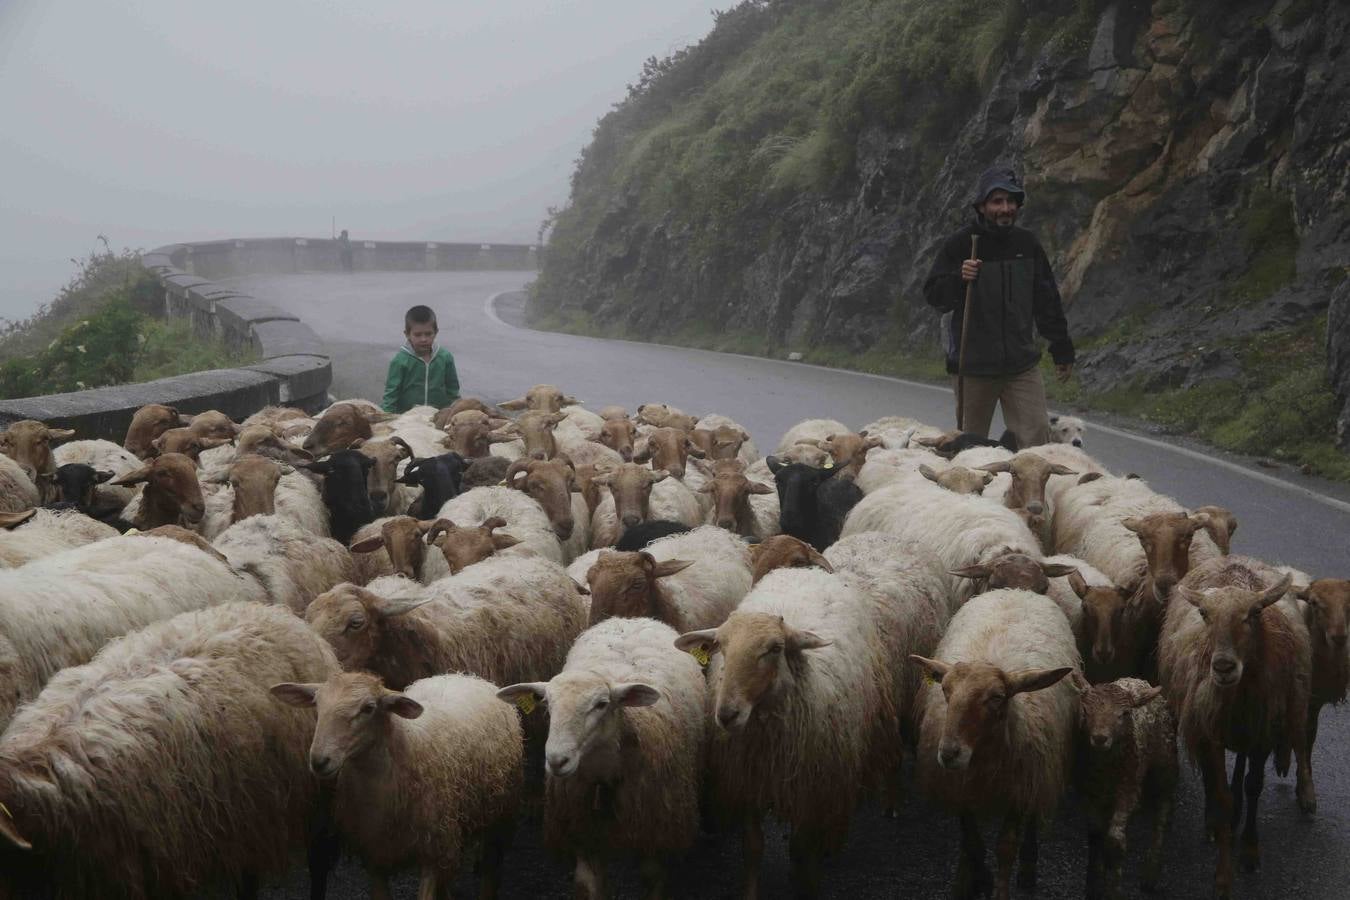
[[230, 270, 1350, 900]]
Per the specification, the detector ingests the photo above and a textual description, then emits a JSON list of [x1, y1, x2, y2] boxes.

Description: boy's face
[[406, 321, 437, 356]]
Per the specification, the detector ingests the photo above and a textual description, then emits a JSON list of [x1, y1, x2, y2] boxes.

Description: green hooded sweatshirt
[[381, 344, 460, 413]]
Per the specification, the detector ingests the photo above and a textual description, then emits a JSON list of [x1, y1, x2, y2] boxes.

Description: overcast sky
[[0, 0, 719, 320]]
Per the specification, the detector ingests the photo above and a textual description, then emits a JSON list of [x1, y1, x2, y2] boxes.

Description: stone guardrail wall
[[0, 237, 538, 440]]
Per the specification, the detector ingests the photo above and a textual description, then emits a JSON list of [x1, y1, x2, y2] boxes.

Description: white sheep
[[695, 412, 760, 466], [0, 453, 39, 513], [774, 417, 850, 457], [213, 514, 356, 615], [273, 672, 522, 900], [498, 617, 705, 899], [911, 588, 1080, 900], [860, 414, 946, 445], [583, 525, 753, 632], [200, 466, 330, 540], [303, 553, 588, 690], [0, 534, 264, 729], [0, 507, 117, 568], [674, 567, 901, 897], [435, 485, 563, 564], [853, 446, 943, 494], [842, 479, 1042, 611], [0, 601, 339, 898], [589, 465, 703, 548]]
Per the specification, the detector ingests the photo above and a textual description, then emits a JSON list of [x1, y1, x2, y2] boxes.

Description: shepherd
[[922, 165, 1074, 449]]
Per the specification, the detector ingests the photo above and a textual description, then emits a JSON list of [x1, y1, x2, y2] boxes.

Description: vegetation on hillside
[[0, 241, 256, 399]]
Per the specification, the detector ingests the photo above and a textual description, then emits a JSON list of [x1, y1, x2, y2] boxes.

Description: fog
[[0, 0, 719, 321]]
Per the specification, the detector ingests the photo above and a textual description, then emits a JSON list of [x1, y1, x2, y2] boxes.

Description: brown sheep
[[498, 384, 578, 413], [633, 426, 704, 478], [423, 516, 521, 574], [748, 533, 833, 584], [123, 404, 189, 459], [1295, 578, 1350, 803], [112, 453, 205, 529], [919, 463, 995, 495]]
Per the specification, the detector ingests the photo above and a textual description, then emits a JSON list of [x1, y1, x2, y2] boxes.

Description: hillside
[[531, 0, 1350, 474]]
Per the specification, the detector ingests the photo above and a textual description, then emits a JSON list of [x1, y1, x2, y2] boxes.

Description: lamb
[[0, 533, 263, 729], [842, 479, 1042, 610], [213, 514, 356, 615], [435, 484, 564, 564], [589, 463, 703, 549], [583, 525, 752, 632], [0, 602, 340, 899], [1072, 674, 1178, 899], [1158, 556, 1310, 898], [910, 588, 1080, 900], [113, 452, 206, 530], [303, 553, 588, 690], [0, 453, 40, 513], [497, 617, 704, 899], [273, 672, 522, 900], [766, 456, 861, 551], [0, 507, 117, 568], [674, 567, 902, 897], [1295, 578, 1350, 797]]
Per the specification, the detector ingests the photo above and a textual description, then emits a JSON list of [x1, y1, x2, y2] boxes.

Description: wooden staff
[[955, 234, 980, 431]]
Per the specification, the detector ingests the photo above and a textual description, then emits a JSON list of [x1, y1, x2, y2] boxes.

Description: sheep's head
[[223, 455, 283, 521], [748, 534, 832, 584], [699, 471, 774, 534], [186, 410, 241, 442], [909, 655, 1072, 769], [424, 516, 520, 574], [634, 426, 702, 478], [349, 516, 433, 579], [598, 405, 630, 421], [1122, 512, 1208, 605], [442, 412, 513, 458], [272, 672, 424, 778], [1298, 579, 1350, 650], [304, 582, 432, 670], [1176, 574, 1293, 688], [1074, 673, 1162, 751], [1193, 505, 1238, 556], [235, 424, 314, 466], [112, 452, 205, 526], [635, 403, 697, 432], [804, 431, 881, 477], [596, 418, 639, 462], [593, 463, 667, 531], [1068, 571, 1133, 667], [505, 457, 577, 539], [677, 608, 830, 731], [124, 404, 190, 458], [304, 403, 380, 458], [49, 463, 113, 512], [432, 397, 500, 428], [151, 427, 232, 462], [949, 552, 1077, 596], [978, 452, 1077, 536], [353, 437, 414, 516], [491, 410, 564, 461], [499, 384, 577, 413], [0, 420, 76, 477], [497, 673, 659, 779], [585, 550, 693, 626], [919, 463, 994, 495]]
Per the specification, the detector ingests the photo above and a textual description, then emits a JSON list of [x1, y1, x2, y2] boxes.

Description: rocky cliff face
[[538, 0, 1349, 439]]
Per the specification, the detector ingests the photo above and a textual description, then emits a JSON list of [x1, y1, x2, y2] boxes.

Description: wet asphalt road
[[227, 270, 1350, 900]]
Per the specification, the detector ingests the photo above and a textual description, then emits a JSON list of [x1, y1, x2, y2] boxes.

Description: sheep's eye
[[347, 615, 366, 631], [765, 643, 783, 656], [988, 694, 1006, 707], [360, 700, 377, 715], [1197, 609, 1210, 622], [593, 698, 608, 710]]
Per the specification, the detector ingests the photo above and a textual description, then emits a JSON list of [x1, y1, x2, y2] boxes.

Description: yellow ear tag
[[690, 646, 711, 668], [124, 528, 141, 537], [923, 671, 937, 686], [822, 461, 834, 469], [515, 694, 537, 715]]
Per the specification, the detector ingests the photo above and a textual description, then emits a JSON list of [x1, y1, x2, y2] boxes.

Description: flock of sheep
[[0, 383, 1343, 900]]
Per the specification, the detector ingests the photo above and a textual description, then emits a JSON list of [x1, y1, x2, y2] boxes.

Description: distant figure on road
[[922, 165, 1074, 448], [336, 229, 353, 272], [381, 305, 460, 414]]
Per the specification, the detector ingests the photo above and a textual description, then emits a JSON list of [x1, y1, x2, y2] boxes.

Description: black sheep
[[766, 456, 861, 551], [397, 452, 467, 519], [300, 450, 376, 544], [614, 519, 692, 551]]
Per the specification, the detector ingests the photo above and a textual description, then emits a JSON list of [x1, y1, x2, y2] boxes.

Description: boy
[[380, 305, 460, 414]]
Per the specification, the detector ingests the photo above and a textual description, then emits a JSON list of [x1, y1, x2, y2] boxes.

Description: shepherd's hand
[[1055, 363, 1073, 382], [960, 259, 981, 282]]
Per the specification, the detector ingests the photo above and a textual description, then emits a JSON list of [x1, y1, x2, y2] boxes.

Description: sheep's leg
[[1141, 771, 1176, 892], [741, 816, 764, 900], [1198, 741, 1234, 900], [954, 812, 991, 900], [479, 817, 514, 900], [370, 869, 395, 900], [1102, 800, 1133, 900], [638, 855, 667, 900], [574, 853, 606, 900], [416, 867, 440, 900], [1228, 752, 1246, 828], [1197, 742, 1227, 842], [306, 809, 342, 900], [1295, 702, 1318, 814], [1016, 817, 1038, 889], [787, 826, 823, 899], [1085, 825, 1106, 900], [1239, 749, 1268, 873], [237, 872, 259, 900], [993, 811, 1023, 900]]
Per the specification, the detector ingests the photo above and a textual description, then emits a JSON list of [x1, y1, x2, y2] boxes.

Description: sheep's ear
[[1006, 666, 1073, 695], [1254, 573, 1293, 611], [49, 428, 76, 442], [787, 628, 830, 652], [978, 461, 1011, 473], [674, 629, 719, 656], [685, 443, 706, 459], [650, 469, 669, 483], [347, 437, 367, 450], [270, 682, 320, 707], [949, 564, 991, 580], [0, 797, 30, 850], [110, 464, 152, 486], [94, 469, 115, 484], [1120, 517, 1142, 534], [612, 682, 660, 707], [1040, 562, 1079, 578], [498, 397, 528, 411], [1177, 585, 1205, 608], [348, 534, 386, 554], [766, 456, 783, 474], [1077, 472, 1104, 485], [653, 559, 694, 578], [919, 464, 941, 483], [379, 693, 424, 719], [561, 395, 580, 406], [909, 655, 949, 682], [1131, 685, 1164, 707], [496, 682, 547, 705], [748, 481, 774, 495], [1067, 570, 1089, 599], [491, 532, 521, 550], [1047, 464, 1077, 476], [807, 548, 834, 572], [375, 596, 434, 618]]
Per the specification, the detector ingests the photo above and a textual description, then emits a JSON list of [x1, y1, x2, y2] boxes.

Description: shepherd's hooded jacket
[[922, 219, 1074, 377]]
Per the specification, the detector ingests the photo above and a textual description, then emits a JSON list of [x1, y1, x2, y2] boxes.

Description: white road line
[[483, 291, 1350, 516]]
